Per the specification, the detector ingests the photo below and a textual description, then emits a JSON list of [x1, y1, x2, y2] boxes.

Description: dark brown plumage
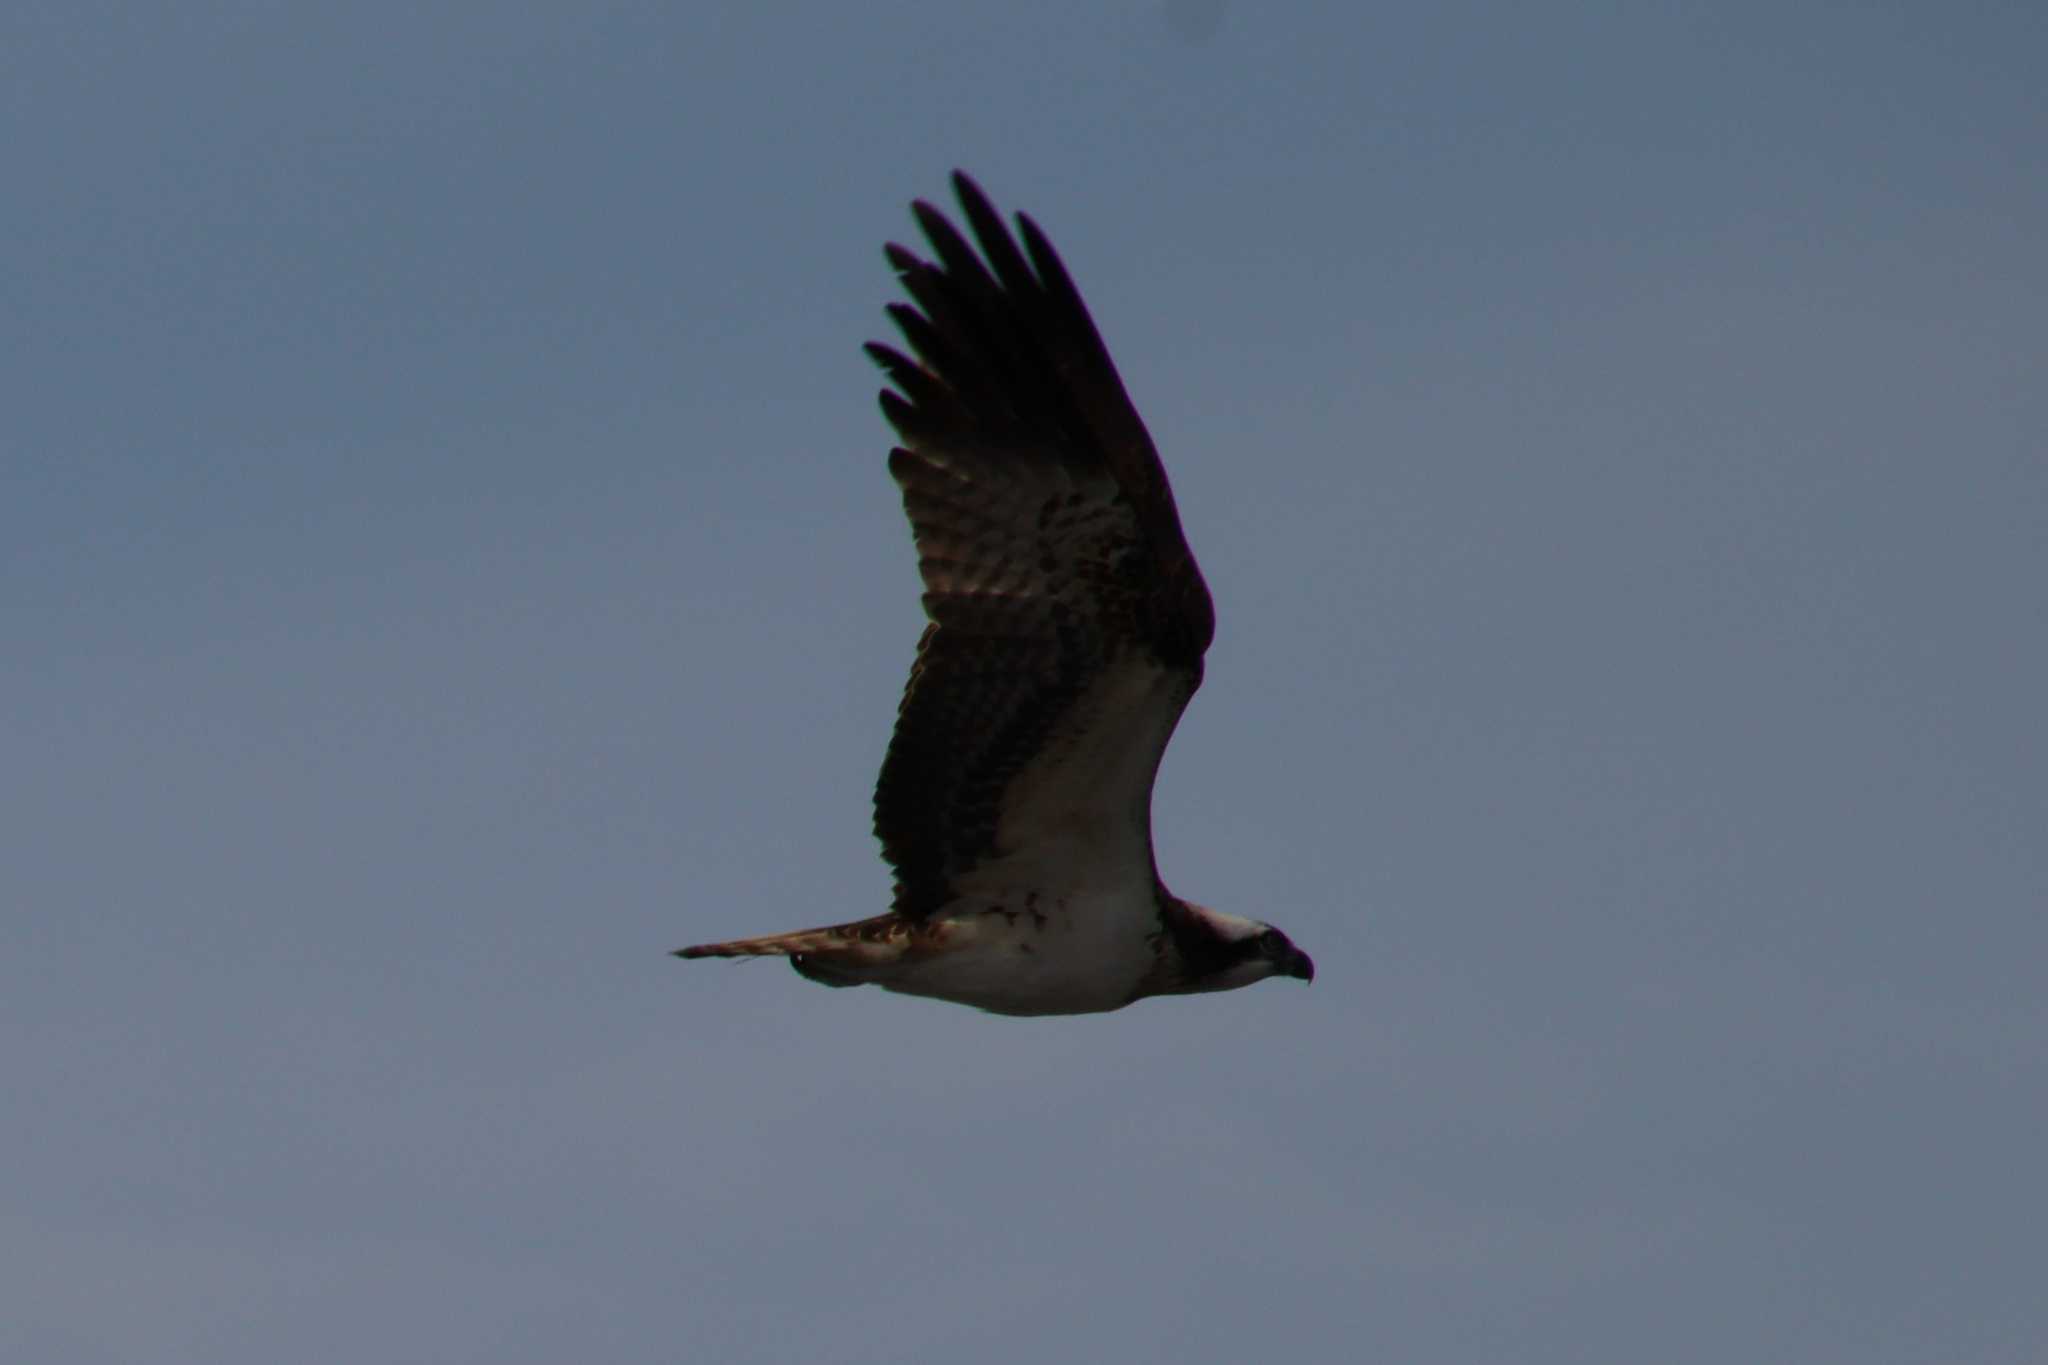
[[868, 172, 1214, 918]]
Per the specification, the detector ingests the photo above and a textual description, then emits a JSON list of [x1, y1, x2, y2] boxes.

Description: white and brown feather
[[675, 174, 1309, 1014]]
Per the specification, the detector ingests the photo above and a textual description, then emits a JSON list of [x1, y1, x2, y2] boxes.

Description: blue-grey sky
[[8, 3, 2046, 1361]]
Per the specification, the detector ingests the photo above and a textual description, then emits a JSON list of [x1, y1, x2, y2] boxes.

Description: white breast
[[875, 888, 1161, 1016]]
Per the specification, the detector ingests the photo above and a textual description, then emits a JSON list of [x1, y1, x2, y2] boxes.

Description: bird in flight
[[676, 173, 1313, 1015]]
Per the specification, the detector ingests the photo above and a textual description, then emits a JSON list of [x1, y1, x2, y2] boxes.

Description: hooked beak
[[1286, 948, 1315, 984]]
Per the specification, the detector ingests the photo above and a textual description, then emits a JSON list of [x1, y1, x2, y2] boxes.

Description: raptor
[[676, 173, 1313, 1015]]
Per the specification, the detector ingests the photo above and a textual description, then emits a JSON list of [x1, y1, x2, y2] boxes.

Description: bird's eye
[[1258, 930, 1285, 953]]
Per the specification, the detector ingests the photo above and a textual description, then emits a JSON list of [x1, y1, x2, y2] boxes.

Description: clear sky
[[8, 3, 2046, 1362]]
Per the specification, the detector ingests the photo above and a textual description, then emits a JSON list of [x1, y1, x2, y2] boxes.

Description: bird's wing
[[866, 172, 1216, 919]]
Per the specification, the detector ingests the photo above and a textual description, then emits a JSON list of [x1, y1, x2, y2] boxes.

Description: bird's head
[[1238, 921, 1316, 986], [1169, 903, 1315, 993]]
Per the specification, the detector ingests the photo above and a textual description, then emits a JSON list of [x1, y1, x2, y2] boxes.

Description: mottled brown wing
[[866, 173, 1216, 918]]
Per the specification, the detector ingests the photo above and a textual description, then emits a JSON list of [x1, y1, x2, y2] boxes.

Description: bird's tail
[[673, 914, 925, 986], [673, 924, 862, 961]]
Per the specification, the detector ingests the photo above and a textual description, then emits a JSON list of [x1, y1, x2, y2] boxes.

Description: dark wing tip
[[1015, 212, 1087, 327], [947, 169, 1001, 230], [878, 388, 916, 431], [883, 241, 924, 275]]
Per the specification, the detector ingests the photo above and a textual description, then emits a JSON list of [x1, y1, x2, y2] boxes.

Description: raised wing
[[865, 173, 1216, 918]]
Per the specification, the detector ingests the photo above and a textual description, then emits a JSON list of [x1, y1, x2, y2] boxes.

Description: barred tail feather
[[673, 928, 844, 960], [673, 914, 928, 989]]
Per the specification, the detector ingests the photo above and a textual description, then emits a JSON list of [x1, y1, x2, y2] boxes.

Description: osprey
[[676, 173, 1314, 1015]]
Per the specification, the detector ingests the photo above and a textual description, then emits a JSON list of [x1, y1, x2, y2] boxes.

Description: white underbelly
[[879, 890, 1159, 1016]]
